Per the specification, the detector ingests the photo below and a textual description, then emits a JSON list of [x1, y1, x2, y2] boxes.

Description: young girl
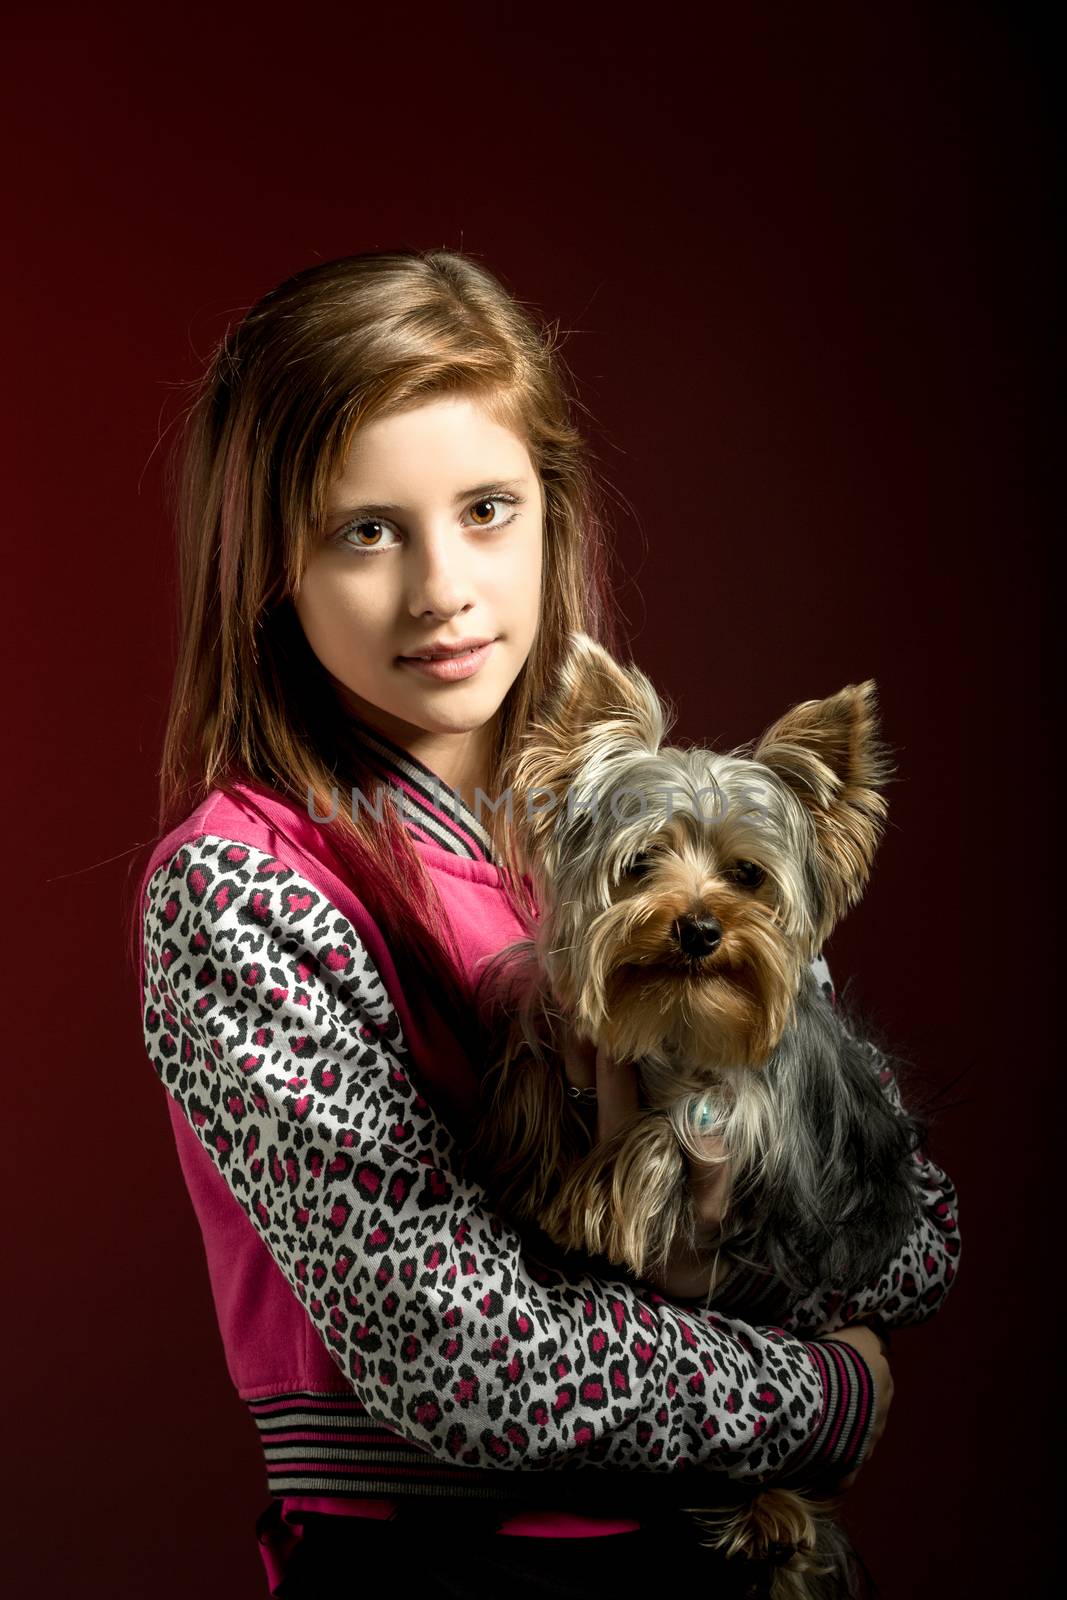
[[130, 249, 960, 1599]]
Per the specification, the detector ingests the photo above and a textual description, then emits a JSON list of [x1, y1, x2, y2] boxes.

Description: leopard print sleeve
[[769, 1039, 962, 1341], [140, 835, 876, 1485]]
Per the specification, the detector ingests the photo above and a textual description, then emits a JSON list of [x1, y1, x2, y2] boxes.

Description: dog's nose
[[673, 915, 723, 958]]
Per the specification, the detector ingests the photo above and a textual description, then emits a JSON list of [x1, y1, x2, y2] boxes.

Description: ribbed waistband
[[245, 1389, 737, 1516]]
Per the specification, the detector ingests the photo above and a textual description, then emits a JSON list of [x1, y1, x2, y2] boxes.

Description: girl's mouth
[[397, 640, 496, 681]]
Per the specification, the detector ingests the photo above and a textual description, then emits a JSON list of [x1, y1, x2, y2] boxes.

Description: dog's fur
[[463, 632, 925, 1598]]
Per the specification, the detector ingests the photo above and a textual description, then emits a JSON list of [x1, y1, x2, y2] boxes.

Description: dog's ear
[[753, 681, 892, 942], [509, 632, 671, 859], [544, 632, 666, 752]]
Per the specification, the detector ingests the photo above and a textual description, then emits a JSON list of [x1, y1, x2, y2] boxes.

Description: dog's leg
[[539, 1112, 691, 1280], [463, 1046, 592, 1230]]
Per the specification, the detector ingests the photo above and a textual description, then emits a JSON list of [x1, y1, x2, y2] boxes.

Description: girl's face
[[294, 394, 544, 760]]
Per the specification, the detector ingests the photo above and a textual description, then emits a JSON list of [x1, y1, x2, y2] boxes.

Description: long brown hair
[[126, 248, 624, 1060]]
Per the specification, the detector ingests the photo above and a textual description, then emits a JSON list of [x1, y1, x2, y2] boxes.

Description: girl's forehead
[[336, 393, 525, 468], [325, 400, 539, 516]]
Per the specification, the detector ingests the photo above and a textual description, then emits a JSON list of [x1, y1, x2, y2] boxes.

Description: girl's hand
[[561, 1030, 731, 1299], [817, 1322, 894, 1489]]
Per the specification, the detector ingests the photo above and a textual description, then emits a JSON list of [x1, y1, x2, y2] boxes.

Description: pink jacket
[[136, 727, 961, 1592]]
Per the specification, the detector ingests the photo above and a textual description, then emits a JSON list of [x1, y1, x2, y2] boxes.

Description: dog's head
[[507, 631, 891, 1070]]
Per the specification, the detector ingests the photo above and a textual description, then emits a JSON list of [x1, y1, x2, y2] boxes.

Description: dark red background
[[3, 4, 1053, 1595]]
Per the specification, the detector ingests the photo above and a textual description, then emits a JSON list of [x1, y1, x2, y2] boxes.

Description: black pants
[[272, 1501, 770, 1599]]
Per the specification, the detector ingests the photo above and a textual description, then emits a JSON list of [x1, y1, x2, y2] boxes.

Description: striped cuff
[[788, 1338, 877, 1477]]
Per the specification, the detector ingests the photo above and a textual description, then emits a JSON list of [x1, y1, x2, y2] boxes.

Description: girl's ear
[[753, 680, 893, 942], [508, 631, 671, 858]]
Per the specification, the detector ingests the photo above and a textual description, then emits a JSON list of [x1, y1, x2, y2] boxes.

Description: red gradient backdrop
[[2, 4, 1053, 1596]]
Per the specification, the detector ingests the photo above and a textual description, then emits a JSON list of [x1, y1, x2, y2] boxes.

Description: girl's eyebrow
[[329, 477, 528, 521]]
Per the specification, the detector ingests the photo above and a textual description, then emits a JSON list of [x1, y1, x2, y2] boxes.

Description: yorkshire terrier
[[463, 631, 926, 1599]]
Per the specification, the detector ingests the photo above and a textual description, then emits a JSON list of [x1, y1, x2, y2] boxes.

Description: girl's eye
[[468, 496, 507, 526], [725, 860, 766, 890], [334, 493, 522, 554], [338, 518, 399, 553]]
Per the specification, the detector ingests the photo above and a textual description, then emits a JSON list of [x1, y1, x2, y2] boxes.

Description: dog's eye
[[627, 851, 654, 877], [726, 859, 765, 889]]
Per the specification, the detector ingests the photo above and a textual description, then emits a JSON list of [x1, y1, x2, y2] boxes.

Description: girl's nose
[[406, 527, 476, 619]]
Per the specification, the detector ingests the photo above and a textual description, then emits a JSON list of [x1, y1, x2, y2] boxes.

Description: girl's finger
[[561, 1031, 598, 1091], [595, 1044, 641, 1143], [686, 1133, 731, 1235]]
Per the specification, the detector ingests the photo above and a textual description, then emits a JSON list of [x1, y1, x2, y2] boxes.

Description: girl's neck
[[407, 727, 494, 815], [338, 697, 496, 816]]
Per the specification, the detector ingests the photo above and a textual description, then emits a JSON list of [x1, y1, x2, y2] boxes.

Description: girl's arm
[[141, 834, 878, 1486]]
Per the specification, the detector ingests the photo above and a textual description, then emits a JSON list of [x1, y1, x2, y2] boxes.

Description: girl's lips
[[397, 640, 496, 681]]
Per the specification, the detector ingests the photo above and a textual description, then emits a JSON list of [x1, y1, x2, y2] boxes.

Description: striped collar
[[350, 719, 502, 867]]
